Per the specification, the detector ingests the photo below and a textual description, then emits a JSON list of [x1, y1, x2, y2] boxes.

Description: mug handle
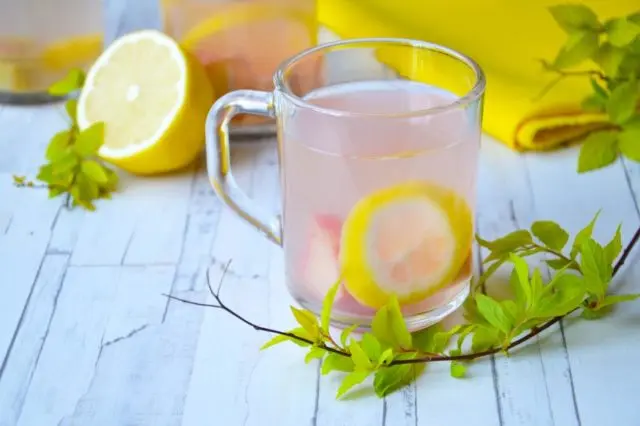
[[205, 90, 283, 246]]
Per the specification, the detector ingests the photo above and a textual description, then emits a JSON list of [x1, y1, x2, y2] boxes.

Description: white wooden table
[[2, 1, 640, 425]]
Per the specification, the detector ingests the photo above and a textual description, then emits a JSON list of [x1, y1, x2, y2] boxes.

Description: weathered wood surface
[[1, 1, 639, 425]]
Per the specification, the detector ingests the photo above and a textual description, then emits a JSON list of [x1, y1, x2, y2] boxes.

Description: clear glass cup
[[205, 38, 485, 330], [161, 0, 318, 135], [0, 0, 104, 104]]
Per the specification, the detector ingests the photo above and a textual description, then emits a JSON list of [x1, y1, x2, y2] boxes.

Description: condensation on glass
[[0, 0, 104, 104]]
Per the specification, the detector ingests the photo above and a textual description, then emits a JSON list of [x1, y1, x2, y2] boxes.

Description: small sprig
[[542, 5, 640, 173], [12, 69, 117, 211], [170, 212, 640, 400]]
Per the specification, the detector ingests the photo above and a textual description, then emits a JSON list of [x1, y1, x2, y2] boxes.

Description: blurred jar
[[161, 0, 318, 133], [0, 0, 104, 103]]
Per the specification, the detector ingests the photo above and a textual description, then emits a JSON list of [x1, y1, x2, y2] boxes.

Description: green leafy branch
[[542, 4, 640, 173], [12, 69, 117, 210], [170, 213, 640, 400]]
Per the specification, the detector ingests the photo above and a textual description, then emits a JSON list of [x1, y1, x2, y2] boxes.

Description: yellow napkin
[[318, 0, 637, 151]]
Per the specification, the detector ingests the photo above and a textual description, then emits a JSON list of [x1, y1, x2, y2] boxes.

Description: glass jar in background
[[0, 0, 104, 104], [161, 0, 318, 134]]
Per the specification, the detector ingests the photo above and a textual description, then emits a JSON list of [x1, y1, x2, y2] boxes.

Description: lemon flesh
[[77, 29, 213, 175], [340, 181, 473, 309]]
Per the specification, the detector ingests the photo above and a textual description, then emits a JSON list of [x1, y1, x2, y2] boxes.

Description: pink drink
[[205, 38, 485, 330], [281, 80, 479, 329]]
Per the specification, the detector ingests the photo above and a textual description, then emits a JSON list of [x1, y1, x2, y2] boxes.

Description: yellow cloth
[[317, 0, 637, 151]]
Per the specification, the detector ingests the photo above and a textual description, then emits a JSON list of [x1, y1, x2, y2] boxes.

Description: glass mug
[[205, 38, 485, 330]]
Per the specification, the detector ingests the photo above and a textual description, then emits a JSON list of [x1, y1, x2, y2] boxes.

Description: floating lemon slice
[[340, 181, 473, 309], [178, 3, 316, 94], [77, 30, 213, 175], [41, 34, 103, 71]]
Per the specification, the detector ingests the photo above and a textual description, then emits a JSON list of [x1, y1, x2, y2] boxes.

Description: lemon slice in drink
[[340, 181, 473, 309], [77, 30, 213, 175], [179, 3, 316, 95], [41, 34, 103, 71]]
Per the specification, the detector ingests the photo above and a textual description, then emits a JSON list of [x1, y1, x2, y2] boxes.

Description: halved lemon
[[340, 181, 473, 309], [77, 30, 214, 175]]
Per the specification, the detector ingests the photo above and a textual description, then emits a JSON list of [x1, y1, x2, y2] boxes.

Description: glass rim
[[273, 37, 486, 119]]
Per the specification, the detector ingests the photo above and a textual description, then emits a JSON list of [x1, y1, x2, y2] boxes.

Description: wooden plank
[[476, 139, 580, 426], [0, 216, 52, 375], [70, 172, 193, 266], [16, 266, 120, 426], [525, 148, 640, 426], [16, 265, 176, 426], [0, 254, 68, 426], [181, 143, 313, 426]]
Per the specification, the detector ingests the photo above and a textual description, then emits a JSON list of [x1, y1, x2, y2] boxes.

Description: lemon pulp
[[76, 29, 213, 175], [340, 181, 473, 309]]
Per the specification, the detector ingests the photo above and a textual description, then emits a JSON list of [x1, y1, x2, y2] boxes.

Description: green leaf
[[260, 334, 290, 350], [411, 324, 442, 353], [607, 80, 639, 125], [553, 31, 599, 68], [378, 348, 394, 366], [290, 306, 319, 338], [604, 224, 623, 264], [590, 78, 609, 100], [47, 68, 86, 96], [571, 211, 600, 258], [340, 324, 360, 348], [581, 94, 607, 112], [534, 273, 586, 318], [103, 167, 119, 191], [531, 220, 570, 250], [618, 128, 640, 162], [321, 353, 355, 375], [581, 306, 611, 320], [304, 347, 326, 364], [373, 358, 424, 397], [577, 131, 618, 173], [336, 370, 370, 399], [321, 279, 340, 332], [501, 300, 520, 325], [48, 186, 67, 199], [371, 295, 412, 350], [509, 254, 532, 309], [52, 152, 80, 175], [360, 333, 382, 362], [594, 43, 626, 76], [476, 257, 507, 287], [598, 293, 640, 308], [349, 341, 373, 370], [478, 230, 533, 258], [475, 294, 512, 335], [580, 238, 612, 298], [456, 324, 477, 352], [74, 122, 105, 157], [606, 18, 640, 47], [46, 130, 72, 162], [549, 4, 600, 32], [81, 160, 109, 184], [65, 99, 78, 124], [450, 362, 467, 379], [629, 12, 640, 25], [545, 258, 577, 271], [471, 326, 502, 352]]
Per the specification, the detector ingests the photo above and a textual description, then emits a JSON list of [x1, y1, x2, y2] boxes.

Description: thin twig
[[169, 260, 349, 357], [169, 225, 640, 366]]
